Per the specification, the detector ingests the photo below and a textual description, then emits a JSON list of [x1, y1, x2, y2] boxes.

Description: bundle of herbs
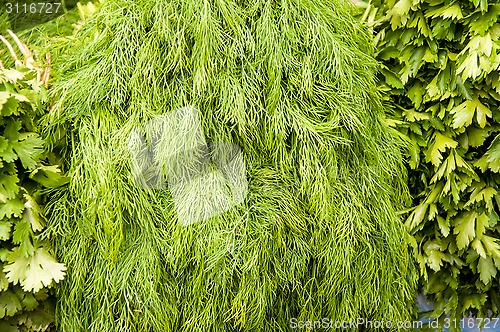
[[0, 31, 67, 331], [44, 0, 417, 330]]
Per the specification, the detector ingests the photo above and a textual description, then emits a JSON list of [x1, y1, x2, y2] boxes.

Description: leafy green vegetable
[[4, 246, 66, 293], [44, 0, 418, 330], [360, 0, 500, 325], [0, 39, 67, 331]]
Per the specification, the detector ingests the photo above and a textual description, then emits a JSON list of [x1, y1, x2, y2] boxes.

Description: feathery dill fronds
[[44, 0, 417, 331]]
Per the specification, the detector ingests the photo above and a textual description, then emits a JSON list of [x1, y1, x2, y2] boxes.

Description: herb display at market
[[360, 0, 500, 324], [41, 0, 418, 330]]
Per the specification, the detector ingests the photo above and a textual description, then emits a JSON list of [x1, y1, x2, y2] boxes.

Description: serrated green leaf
[[449, 101, 473, 128], [0, 97, 20, 117], [377, 47, 400, 61], [425, 272, 448, 293], [467, 126, 490, 147], [473, 154, 489, 172], [431, 18, 455, 40], [0, 69, 25, 82], [3, 246, 66, 293], [436, 69, 451, 95], [33, 288, 49, 302], [14, 90, 36, 104], [488, 210, 499, 228], [453, 151, 475, 175], [432, 156, 451, 182], [461, 293, 487, 311], [484, 135, 500, 172], [474, 100, 492, 128], [405, 109, 431, 121], [0, 92, 10, 106], [409, 141, 420, 168], [427, 249, 446, 271], [478, 256, 497, 284], [388, 0, 414, 28], [22, 248, 66, 293], [457, 51, 481, 80], [453, 211, 477, 249], [0, 290, 22, 318], [24, 307, 54, 331], [0, 249, 9, 262], [482, 235, 500, 259], [22, 194, 44, 232], [12, 220, 34, 257], [408, 11, 432, 38], [30, 165, 69, 188], [472, 238, 487, 258], [425, 132, 458, 166], [426, 2, 463, 20], [0, 145, 17, 164], [407, 81, 424, 108], [428, 203, 439, 221], [381, 68, 404, 89], [3, 119, 21, 141], [478, 34, 492, 57], [465, 187, 498, 209], [466, 249, 480, 264], [406, 203, 428, 231], [426, 74, 440, 99], [11, 134, 44, 170], [469, 5, 500, 34], [437, 215, 450, 237], [0, 198, 25, 219], [450, 98, 492, 129], [0, 221, 12, 241], [12, 288, 39, 311], [0, 137, 8, 155], [0, 173, 19, 203], [403, 46, 426, 81], [0, 265, 8, 292], [456, 75, 473, 100], [476, 213, 489, 238]]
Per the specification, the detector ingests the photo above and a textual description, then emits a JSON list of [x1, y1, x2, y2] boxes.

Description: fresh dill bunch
[[43, 0, 418, 331]]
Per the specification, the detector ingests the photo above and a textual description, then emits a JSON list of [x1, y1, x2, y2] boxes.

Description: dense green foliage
[[360, 0, 500, 324], [0, 12, 9, 34], [44, 0, 417, 331], [0, 61, 67, 330], [1, 1, 100, 71]]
